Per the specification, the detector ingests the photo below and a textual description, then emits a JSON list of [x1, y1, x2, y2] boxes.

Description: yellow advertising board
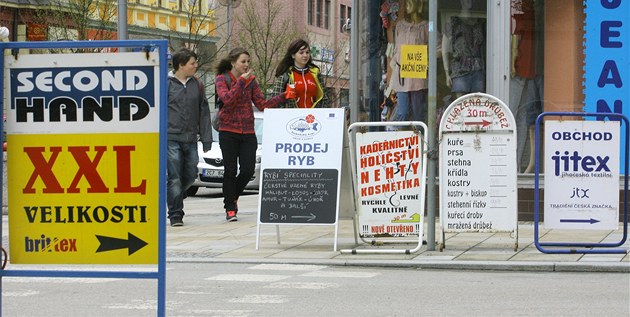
[[400, 44, 428, 79], [5, 52, 161, 264]]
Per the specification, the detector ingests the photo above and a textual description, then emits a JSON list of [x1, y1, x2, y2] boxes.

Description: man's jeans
[[167, 141, 199, 219]]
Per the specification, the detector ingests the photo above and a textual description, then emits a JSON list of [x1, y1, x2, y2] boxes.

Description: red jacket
[[215, 73, 286, 134]]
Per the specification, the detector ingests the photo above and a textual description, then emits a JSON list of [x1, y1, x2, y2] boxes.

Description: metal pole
[[117, 0, 128, 51], [426, 0, 438, 251], [350, 0, 359, 124]]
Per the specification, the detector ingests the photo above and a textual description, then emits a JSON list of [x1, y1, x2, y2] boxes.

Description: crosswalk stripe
[[248, 264, 327, 271], [265, 282, 340, 290], [229, 295, 288, 304], [205, 274, 290, 282], [3, 290, 39, 297], [300, 271, 381, 278]]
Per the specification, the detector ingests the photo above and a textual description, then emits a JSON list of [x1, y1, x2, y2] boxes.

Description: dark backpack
[[214, 72, 231, 110], [212, 73, 230, 130]]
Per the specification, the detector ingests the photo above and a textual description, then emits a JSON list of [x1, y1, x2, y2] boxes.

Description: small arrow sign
[[96, 232, 148, 255], [291, 213, 316, 222], [464, 119, 492, 127], [560, 218, 600, 224]]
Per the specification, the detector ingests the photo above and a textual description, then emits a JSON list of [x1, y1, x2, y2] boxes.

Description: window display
[[355, 0, 588, 175]]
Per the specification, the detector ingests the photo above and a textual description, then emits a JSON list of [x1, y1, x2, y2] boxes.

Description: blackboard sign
[[259, 168, 338, 224]]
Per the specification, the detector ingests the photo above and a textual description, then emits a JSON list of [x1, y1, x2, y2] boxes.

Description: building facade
[[351, 0, 628, 220], [213, 0, 352, 108]]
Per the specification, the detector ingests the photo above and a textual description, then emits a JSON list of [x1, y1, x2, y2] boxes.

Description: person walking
[[272, 39, 328, 108], [167, 48, 213, 227], [215, 47, 296, 222]]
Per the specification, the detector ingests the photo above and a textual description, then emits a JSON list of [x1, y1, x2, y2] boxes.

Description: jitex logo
[[551, 150, 610, 176], [24, 234, 77, 252]]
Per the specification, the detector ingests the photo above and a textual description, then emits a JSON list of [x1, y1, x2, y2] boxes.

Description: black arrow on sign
[[95, 232, 148, 255], [560, 218, 600, 224]]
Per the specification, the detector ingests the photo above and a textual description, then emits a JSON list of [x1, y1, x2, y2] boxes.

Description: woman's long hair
[[215, 47, 250, 74], [274, 39, 319, 77]]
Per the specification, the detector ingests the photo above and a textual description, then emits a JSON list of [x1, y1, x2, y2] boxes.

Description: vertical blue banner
[[583, 0, 630, 173]]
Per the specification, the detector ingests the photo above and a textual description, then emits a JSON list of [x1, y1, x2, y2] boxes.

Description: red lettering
[[68, 239, 77, 252], [67, 146, 107, 193], [23, 146, 64, 194], [113, 146, 146, 194], [21, 145, 146, 194]]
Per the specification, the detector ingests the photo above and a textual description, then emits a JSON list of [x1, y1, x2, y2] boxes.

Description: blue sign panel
[[583, 0, 630, 173]]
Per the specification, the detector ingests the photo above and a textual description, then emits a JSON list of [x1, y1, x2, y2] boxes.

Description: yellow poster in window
[[400, 45, 428, 79]]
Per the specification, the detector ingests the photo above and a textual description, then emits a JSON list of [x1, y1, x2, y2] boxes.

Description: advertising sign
[[439, 93, 517, 235], [354, 130, 425, 238], [400, 45, 428, 79], [584, 0, 630, 173], [5, 52, 160, 264], [543, 120, 620, 230], [258, 108, 345, 225]]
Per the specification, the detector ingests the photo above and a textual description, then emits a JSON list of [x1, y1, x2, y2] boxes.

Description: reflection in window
[[509, 0, 544, 173]]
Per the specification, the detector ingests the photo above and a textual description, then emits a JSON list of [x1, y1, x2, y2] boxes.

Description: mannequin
[[509, 0, 543, 173], [441, 0, 486, 98], [388, 0, 429, 123]]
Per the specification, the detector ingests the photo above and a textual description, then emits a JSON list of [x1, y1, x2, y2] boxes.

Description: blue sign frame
[[0, 40, 168, 317], [533, 112, 629, 254]]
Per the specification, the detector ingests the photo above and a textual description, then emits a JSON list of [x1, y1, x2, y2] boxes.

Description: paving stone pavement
[[1, 189, 627, 272], [164, 192, 630, 273]]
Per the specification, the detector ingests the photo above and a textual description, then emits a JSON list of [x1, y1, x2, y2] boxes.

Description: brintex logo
[[551, 150, 611, 176], [25, 234, 78, 252]]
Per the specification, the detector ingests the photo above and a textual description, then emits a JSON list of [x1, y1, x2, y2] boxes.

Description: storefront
[[349, 0, 629, 219]]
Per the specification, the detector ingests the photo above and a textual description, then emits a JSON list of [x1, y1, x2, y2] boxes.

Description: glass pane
[[509, 0, 544, 173], [355, 0, 488, 127]]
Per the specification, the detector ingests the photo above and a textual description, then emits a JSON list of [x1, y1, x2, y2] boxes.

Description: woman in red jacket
[[272, 39, 328, 108], [215, 47, 295, 221]]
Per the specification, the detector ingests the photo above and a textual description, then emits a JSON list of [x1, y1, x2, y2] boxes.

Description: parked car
[[186, 111, 264, 196]]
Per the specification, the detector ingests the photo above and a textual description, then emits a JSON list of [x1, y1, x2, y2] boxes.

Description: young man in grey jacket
[[167, 48, 213, 226]]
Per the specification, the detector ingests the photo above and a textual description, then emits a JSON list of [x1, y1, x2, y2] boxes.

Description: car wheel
[[186, 186, 199, 197]]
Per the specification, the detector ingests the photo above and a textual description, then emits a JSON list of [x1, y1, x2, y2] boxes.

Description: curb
[[166, 257, 630, 273]]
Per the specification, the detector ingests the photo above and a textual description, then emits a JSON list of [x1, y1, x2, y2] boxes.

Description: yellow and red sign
[[5, 52, 162, 264]]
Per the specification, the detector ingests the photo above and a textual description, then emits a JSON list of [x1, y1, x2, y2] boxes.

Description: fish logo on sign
[[286, 114, 321, 139]]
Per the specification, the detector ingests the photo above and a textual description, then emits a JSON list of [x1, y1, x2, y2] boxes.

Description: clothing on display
[[444, 16, 486, 93], [389, 17, 429, 123]]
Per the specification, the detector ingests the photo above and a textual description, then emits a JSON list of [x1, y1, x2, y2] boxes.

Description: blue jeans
[[219, 132, 257, 211], [451, 70, 485, 94], [167, 140, 199, 219], [394, 90, 427, 122]]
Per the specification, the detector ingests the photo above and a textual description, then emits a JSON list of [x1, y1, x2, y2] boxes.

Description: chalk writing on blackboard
[[259, 168, 339, 224]]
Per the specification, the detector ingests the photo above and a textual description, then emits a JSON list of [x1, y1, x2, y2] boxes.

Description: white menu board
[[439, 93, 518, 234]]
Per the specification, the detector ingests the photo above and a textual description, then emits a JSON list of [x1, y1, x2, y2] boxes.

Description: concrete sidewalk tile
[[509, 249, 584, 262], [454, 248, 517, 261], [579, 253, 628, 262]]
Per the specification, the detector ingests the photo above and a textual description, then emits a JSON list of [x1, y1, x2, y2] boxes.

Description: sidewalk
[[167, 193, 630, 273]]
